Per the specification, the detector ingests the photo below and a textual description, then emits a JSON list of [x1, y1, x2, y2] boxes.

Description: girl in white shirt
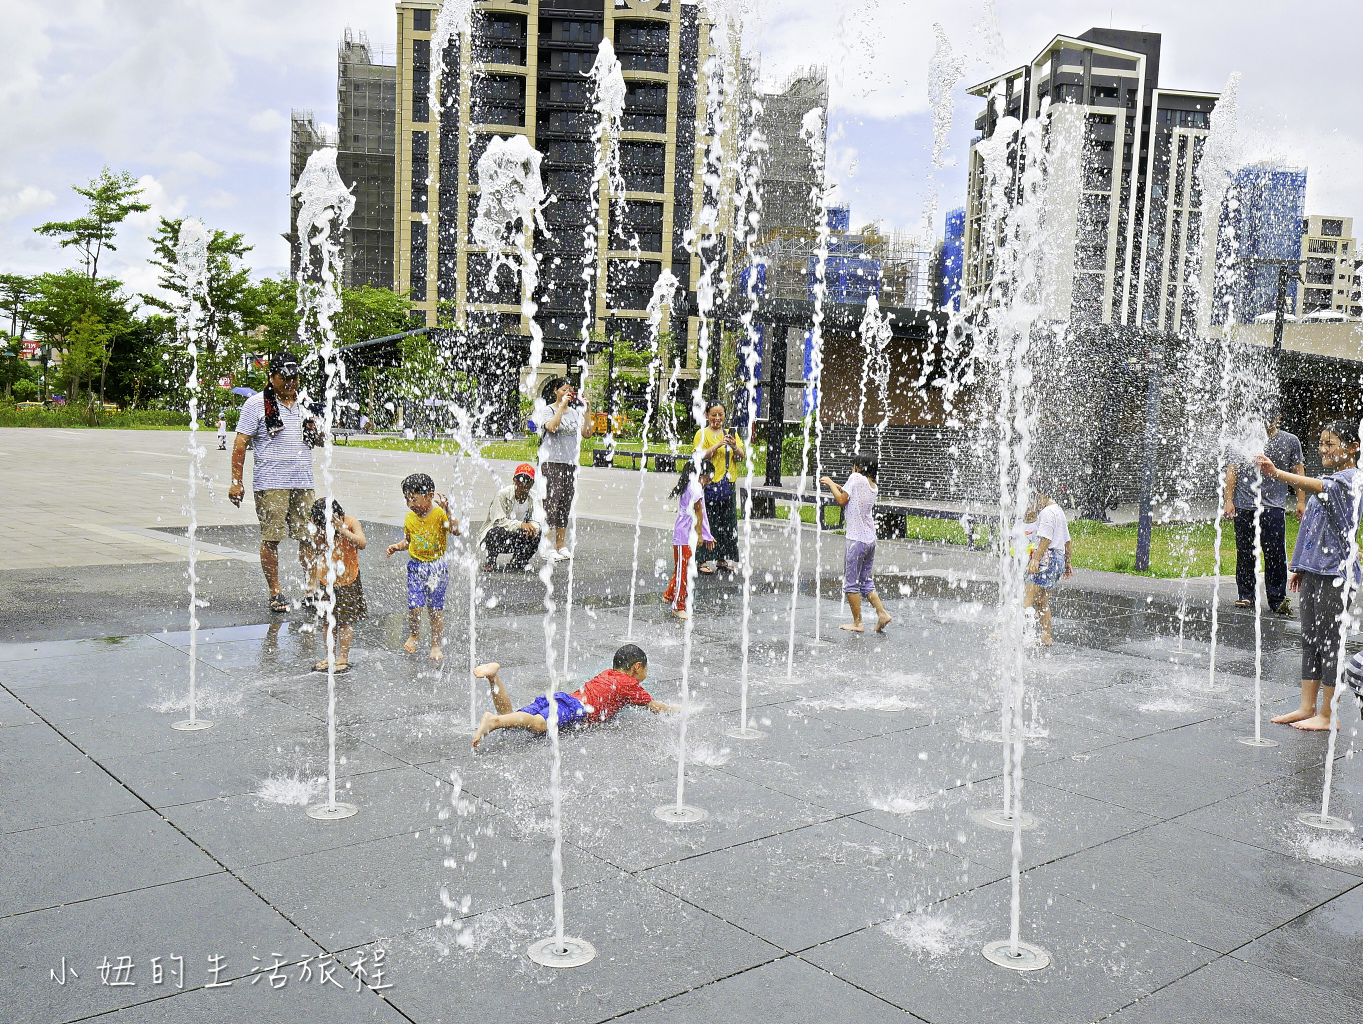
[[1024, 487, 1073, 645]]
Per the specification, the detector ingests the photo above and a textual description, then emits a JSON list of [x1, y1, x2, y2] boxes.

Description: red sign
[[19, 341, 39, 359], [217, 375, 233, 388]]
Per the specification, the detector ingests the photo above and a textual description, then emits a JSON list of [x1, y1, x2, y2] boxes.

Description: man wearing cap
[[229, 352, 324, 612], [479, 464, 547, 572]]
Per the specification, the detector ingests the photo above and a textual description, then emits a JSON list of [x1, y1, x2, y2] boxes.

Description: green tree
[[338, 286, 412, 349], [0, 274, 34, 338], [33, 168, 150, 279], [142, 217, 253, 357], [24, 272, 132, 406], [61, 313, 115, 414]]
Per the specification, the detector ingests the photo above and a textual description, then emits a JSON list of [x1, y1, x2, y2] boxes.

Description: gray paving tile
[[0, 741, 144, 833], [609, 954, 921, 1022], [0, 687, 41, 727], [0, 811, 220, 916], [1028, 820, 1360, 953], [642, 817, 986, 952], [63, 979, 407, 1023], [1105, 954, 1363, 1024], [0, 634, 166, 664], [241, 801, 621, 950], [1231, 880, 1363, 993], [0, 872, 322, 1023], [803, 876, 1218, 1024], [352, 873, 783, 1024]]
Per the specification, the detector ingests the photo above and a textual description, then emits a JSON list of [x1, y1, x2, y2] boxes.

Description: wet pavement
[[2, 513, 1362, 1023]]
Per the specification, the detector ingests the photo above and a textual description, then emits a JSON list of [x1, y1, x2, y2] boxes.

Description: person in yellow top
[[307, 498, 367, 673], [385, 473, 460, 661], [693, 401, 745, 573]]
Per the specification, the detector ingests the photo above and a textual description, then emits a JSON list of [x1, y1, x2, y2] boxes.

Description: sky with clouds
[[2, 0, 1360, 297]]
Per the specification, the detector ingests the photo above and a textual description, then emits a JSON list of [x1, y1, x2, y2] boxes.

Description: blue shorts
[[407, 558, 449, 610], [1026, 549, 1065, 590], [844, 539, 876, 595], [518, 692, 588, 728]]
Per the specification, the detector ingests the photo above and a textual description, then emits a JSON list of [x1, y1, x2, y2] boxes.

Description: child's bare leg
[[1036, 590, 1052, 645], [337, 623, 353, 666], [428, 610, 444, 661], [472, 710, 547, 748], [474, 662, 513, 715], [866, 590, 892, 631], [1273, 678, 1321, 724], [404, 609, 421, 654], [841, 593, 864, 631], [1292, 684, 1335, 730]]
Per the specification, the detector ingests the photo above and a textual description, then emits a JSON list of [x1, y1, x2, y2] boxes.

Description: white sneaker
[[554, 548, 572, 561]]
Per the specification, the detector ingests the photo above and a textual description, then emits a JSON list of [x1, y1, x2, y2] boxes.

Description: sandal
[[312, 661, 350, 673], [269, 593, 288, 614], [698, 566, 715, 575], [1233, 599, 1252, 609]]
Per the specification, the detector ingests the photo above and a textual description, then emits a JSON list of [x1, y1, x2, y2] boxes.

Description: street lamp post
[[1133, 342, 1167, 572], [602, 313, 619, 465]]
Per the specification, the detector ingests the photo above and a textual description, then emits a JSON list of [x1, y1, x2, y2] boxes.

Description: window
[[413, 8, 431, 31], [1308, 238, 1338, 254], [412, 71, 430, 122], [1322, 218, 1344, 237], [545, 79, 589, 104], [610, 201, 664, 252], [607, 259, 662, 310], [624, 82, 667, 133], [620, 141, 666, 193], [409, 221, 428, 301], [412, 39, 430, 68], [545, 50, 595, 73], [545, 20, 601, 43], [411, 131, 430, 212]]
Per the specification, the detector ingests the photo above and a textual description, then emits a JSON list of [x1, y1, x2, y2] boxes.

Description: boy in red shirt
[[471, 644, 677, 749]]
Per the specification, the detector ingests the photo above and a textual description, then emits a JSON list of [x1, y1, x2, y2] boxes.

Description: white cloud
[[248, 108, 288, 133], [0, 183, 56, 223]]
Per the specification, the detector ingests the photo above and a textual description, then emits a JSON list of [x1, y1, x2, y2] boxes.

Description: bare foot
[[473, 662, 501, 679], [672, 610, 691, 620], [1271, 707, 1316, 724], [1292, 715, 1333, 731], [472, 711, 497, 749], [403, 635, 419, 655], [429, 645, 443, 662], [875, 614, 892, 633], [840, 622, 865, 632], [1038, 635, 1053, 647]]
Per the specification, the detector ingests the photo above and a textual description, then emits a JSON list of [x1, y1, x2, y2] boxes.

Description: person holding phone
[[229, 352, 323, 614], [693, 401, 744, 573], [532, 375, 593, 560]]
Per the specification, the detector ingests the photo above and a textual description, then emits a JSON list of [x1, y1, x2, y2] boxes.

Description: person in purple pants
[[821, 454, 892, 633]]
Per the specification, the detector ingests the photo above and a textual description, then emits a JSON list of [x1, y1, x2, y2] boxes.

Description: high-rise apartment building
[[1298, 215, 1361, 317], [394, 0, 734, 368], [1211, 164, 1306, 323], [962, 28, 1218, 334], [337, 30, 397, 290]]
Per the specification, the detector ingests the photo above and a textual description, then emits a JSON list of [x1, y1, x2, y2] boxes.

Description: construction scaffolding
[[287, 111, 338, 279], [337, 29, 397, 290]]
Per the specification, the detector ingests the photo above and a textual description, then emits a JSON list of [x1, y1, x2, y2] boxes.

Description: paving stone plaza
[[2, 429, 1361, 1023]]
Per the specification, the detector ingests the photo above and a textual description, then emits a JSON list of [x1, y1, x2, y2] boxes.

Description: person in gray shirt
[[1222, 404, 1306, 615]]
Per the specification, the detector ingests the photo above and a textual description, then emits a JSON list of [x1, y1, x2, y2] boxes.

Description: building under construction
[[286, 111, 337, 279], [337, 30, 397, 290]]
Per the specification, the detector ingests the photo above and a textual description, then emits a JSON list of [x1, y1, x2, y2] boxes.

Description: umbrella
[[231, 387, 257, 397]]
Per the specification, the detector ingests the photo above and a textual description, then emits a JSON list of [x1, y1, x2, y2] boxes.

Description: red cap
[[513, 463, 536, 481]]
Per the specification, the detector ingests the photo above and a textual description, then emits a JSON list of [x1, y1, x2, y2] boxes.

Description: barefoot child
[[1254, 421, 1362, 732], [385, 473, 460, 661], [664, 459, 715, 619], [821, 455, 892, 633], [471, 644, 678, 748], [307, 498, 367, 673], [1022, 486, 1072, 646], [216, 411, 228, 451]]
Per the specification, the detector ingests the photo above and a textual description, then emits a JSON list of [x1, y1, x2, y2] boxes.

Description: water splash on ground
[[1294, 832, 1363, 866], [254, 774, 325, 806], [866, 788, 936, 815], [882, 910, 984, 959]]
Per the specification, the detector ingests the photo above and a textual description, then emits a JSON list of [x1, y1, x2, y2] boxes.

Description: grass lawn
[[348, 435, 693, 466]]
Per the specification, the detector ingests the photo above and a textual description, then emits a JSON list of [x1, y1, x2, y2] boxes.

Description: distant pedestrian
[[532, 376, 594, 561], [664, 458, 715, 620], [480, 463, 546, 572], [307, 498, 367, 673], [229, 352, 323, 614], [1223, 405, 1306, 613], [821, 455, 892, 633], [1023, 485, 1072, 646], [693, 401, 744, 573], [216, 411, 227, 451], [1255, 421, 1363, 732], [385, 473, 460, 662]]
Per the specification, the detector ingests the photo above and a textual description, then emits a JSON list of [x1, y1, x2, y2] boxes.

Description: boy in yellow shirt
[[385, 473, 459, 661]]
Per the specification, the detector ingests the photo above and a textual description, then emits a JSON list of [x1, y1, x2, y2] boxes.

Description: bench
[[739, 483, 998, 547], [592, 448, 680, 473], [332, 429, 356, 445]]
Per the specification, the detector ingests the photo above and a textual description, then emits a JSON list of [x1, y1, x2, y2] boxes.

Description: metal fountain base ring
[[982, 939, 1051, 971], [725, 726, 766, 740], [1180, 676, 1230, 694], [653, 804, 709, 824], [306, 802, 359, 821], [1236, 736, 1279, 748], [971, 808, 1039, 831], [171, 719, 213, 732], [1297, 812, 1355, 832], [527, 936, 596, 968]]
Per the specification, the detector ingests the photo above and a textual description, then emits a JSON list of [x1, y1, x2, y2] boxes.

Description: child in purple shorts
[[821, 454, 892, 633], [385, 473, 459, 661]]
